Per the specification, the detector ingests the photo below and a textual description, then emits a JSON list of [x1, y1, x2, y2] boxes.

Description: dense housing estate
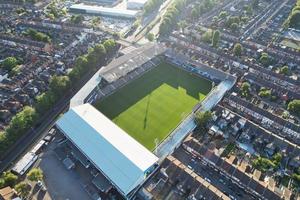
[[0, 0, 300, 199]]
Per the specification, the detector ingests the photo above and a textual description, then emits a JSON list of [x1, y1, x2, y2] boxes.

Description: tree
[[2, 57, 18, 71], [259, 52, 270, 66], [159, 0, 186, 35], [288, 99, 300, 115], [0, 178, 4, 188], [146, 33, 155, 41], [289, 10, 300, 29], [2, 172, 18, 187], [244, 5, 253, 15], [241, 82, 250, 91], [202, 29, 213, 43], [27, 168, 43, 182], [191, 7, 199, 20], [49, 76, 70, 98], [233, 43, 243, 56], [93, 43, 107, 61], [6, 106, 38, 141], [103, 39, 116, 55], [226, 16, 240, 28], [143, 0, 164, 15], [241, 82, 250, 97], [25, 28, 51, 43], [279, 65, 289, 75], [218, 11, 228, 19], [68, 56, 88, 82], [70, 14, 84, 24], [15, 182, 31, 198], [252, 153, 282, 172], [92, 16, 101, 26], [35, 92, 56, 114], [194, 111, 212, 128], [212, 30, 220, 47], [177, 20, 187, 32], [230, 23, 239, 32], [258, 87, 271, 98], [212, 16, 218, 25], [86, 43, 106, 70]]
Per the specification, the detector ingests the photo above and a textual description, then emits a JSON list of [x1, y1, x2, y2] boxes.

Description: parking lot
[[37, 139, 92, 200]]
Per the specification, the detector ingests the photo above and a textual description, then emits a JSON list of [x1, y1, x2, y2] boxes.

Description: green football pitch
[[95, 62, 212, 150]]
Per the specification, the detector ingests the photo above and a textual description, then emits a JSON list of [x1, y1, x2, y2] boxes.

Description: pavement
[[38, 149, 91, 200]]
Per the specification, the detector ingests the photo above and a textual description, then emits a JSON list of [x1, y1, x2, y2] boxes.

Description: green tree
[[49, 76, 70, 98], [218, 11, 228, 19], [70, 14, 85, 24], [177, 20, 187, 32], [191, 8, 199, 20], [288, 99, 300, 115], [226, 16, 240, 28], [194, 111, 212, 128], [86, 43, 107, 69], [35, 92, 56, 114], [279, 65, 289, 75], [143, 0, 164, 15], [92, 16, 101, 26], [233, 43, 243, 56], [6, 106, 38, 142], [15, 182, 31, 198], [259, 52, 270, 66], [202, 29, 213, 43], [212, 16, 218, 25], [230, 23, 239, 32], [2, 172, 18, 187], [103, 39, 116, 55], [68, 56, 88, 82], [0, 178, 4, 188], [147, 33, 155, 41], [27, 168, 43, 182], [258, 87, 271, 98], [2, 57, 18, 71], [159, 0, 186, 35], [212, 30, 220, 47], [241, 82, 250, 91], [244, 5, 253, 15], [252, 153, 282, 172], [241, 81, 250, 97], [252, 157, 275, 172], [289, 10, 300, 29]]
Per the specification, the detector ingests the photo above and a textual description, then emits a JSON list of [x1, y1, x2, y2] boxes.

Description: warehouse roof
[[70, 4, 138, 18], [56, 104, 158, 196]]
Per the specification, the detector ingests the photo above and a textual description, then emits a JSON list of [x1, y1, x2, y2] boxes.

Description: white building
[[127, 0, 148, 10], [56, 104, 158, 197], [69, 4, 139, 19]]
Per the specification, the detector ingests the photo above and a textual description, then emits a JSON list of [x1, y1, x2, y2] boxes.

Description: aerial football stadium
[[56, 43, 235, 198], [94, 61, 212, 150]]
